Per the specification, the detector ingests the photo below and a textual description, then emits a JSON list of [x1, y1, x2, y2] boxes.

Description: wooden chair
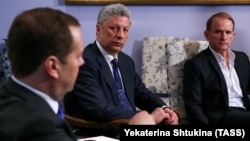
[[64, 114, 129, 139]]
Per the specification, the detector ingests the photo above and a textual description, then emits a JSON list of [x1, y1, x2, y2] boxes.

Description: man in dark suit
[[0, 7, 85, 141], [0, 6, 177, 141], [183, 12, 250, 125], [64, 3, 178, 125]]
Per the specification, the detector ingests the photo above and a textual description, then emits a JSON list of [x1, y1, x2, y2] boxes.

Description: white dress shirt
[[210, 47, 245, 109]]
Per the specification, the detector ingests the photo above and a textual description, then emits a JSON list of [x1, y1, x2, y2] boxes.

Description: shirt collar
[[209, 46, 235, 63], [11, 76, 58, 114], [96, 40, 117, 63]]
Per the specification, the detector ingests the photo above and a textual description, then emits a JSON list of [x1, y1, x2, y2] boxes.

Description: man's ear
[[44, 56, 59, 79], [204, 30, 208, 40], [96, 24, 101, 38]]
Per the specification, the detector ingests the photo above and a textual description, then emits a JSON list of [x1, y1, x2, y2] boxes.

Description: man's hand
[[128, 110, 156, 125], [162, 107, 179, 125], [128, 107, 179, 125]]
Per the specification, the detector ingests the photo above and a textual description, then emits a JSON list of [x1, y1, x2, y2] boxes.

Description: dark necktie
[[111, 58, 133, 110], [57, 102, 64, 119]]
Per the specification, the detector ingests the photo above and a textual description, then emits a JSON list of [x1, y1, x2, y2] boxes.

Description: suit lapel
[[92, 44, 120, 104], [234, 54, 243, 84], [206, 49, 229, 101], [98, 56, 117, 93], [117, 54, 133, 103]]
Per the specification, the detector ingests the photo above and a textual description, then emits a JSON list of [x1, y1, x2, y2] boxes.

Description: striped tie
[[111, 58, 133, 110]]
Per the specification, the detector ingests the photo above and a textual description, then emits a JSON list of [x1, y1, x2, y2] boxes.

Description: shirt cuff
[[161, 105, 168, 109]]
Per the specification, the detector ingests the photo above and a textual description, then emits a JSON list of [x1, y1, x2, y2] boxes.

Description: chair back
[[0, 43, 11, 82], [141, 36, 208, 124]]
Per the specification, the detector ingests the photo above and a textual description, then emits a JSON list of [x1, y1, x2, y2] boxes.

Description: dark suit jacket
[[0, 78, 76, 141], [64, 41, 165, 122], [183, 48, 250, 125]]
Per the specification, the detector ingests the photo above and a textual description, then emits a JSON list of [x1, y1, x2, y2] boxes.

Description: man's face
[[96, 15, 130, 57], [204, 17, 235, 55]]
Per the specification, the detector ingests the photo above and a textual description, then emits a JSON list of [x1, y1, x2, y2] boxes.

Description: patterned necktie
[[57, 102, 64, 119], [111, 58, 133, 110]]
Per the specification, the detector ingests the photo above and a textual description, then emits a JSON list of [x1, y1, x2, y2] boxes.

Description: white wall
[[1, 0, 250, 75]]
